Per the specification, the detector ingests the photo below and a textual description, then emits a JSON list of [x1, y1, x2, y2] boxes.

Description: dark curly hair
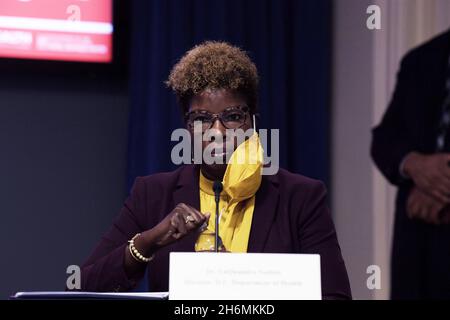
[[166, 41, 259, 114]]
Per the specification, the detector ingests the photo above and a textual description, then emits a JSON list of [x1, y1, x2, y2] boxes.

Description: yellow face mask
[[222, 132, 264, 202]]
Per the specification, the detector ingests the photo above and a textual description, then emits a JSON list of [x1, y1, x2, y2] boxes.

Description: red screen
[[0, 0, 113, 63]]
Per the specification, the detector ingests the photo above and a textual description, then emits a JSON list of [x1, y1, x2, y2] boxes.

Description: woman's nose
[[210, 118, 226, 135], [210, 118, 226, 141]]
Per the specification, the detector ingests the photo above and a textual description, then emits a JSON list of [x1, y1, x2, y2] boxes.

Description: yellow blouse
[[195, 172, 255, 253]]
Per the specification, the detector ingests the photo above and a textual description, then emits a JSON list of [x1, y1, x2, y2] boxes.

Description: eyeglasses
[[185, 106, 250, 131]]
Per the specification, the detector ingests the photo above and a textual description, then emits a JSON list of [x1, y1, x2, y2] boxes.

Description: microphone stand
[[213, 181, 223, 252]]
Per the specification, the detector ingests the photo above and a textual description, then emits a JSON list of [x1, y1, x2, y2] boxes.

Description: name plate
[[169, 252, 321, 300]]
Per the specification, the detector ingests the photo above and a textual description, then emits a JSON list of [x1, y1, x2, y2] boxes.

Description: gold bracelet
[[128, 233, 154, 263]]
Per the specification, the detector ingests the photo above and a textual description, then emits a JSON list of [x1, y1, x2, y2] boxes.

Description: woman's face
[[188, 88, 252, 181]]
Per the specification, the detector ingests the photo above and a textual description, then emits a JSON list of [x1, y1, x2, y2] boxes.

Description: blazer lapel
[[173, 165, 201, 209], [171, 165, 201, 252], [247, 175, 279, 252]]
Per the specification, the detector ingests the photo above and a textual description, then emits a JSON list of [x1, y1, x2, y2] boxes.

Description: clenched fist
[[152, 203, 210, 247]]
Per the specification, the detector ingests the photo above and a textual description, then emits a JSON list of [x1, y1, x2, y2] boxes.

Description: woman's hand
[[134, 203, 210, 256], [150, 203, 210, 248], [124, 203, 209, 277]]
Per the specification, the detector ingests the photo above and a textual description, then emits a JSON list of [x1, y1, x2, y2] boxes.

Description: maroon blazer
[[81, 165, 352, 299]]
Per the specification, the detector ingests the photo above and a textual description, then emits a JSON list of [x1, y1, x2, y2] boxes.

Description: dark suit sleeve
[[79, 177, 148, 292], [298, 182, 352, 300], [371, 52, 419, 186]]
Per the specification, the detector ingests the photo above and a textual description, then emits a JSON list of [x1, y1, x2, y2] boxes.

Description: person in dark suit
[[80, 41, 351, 299], [371, 30, 450, 299]]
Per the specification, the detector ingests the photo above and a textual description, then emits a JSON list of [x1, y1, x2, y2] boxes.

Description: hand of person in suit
[[437, 202, 450, 224], [407, 186, 446, 224], [402, 152, 450, 203], [441, 208, 450, 224]]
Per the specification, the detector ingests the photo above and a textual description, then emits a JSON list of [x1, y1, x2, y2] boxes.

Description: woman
[[81, 41, 351, 299]]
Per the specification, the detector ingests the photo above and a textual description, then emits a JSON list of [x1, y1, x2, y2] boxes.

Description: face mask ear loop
[[252, 113, 264, 173]]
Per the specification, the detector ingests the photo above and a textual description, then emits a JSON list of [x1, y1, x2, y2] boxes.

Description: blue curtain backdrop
[[128, 0, 331, 190]]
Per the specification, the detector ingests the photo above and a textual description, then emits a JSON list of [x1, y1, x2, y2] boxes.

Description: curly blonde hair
[[166, 41, 259, 114]]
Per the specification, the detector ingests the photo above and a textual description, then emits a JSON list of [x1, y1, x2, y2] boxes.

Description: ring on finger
[[185, 215, 195, 224]]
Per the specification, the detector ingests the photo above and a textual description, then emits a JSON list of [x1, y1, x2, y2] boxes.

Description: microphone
[[213, 181, 223, 252]]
